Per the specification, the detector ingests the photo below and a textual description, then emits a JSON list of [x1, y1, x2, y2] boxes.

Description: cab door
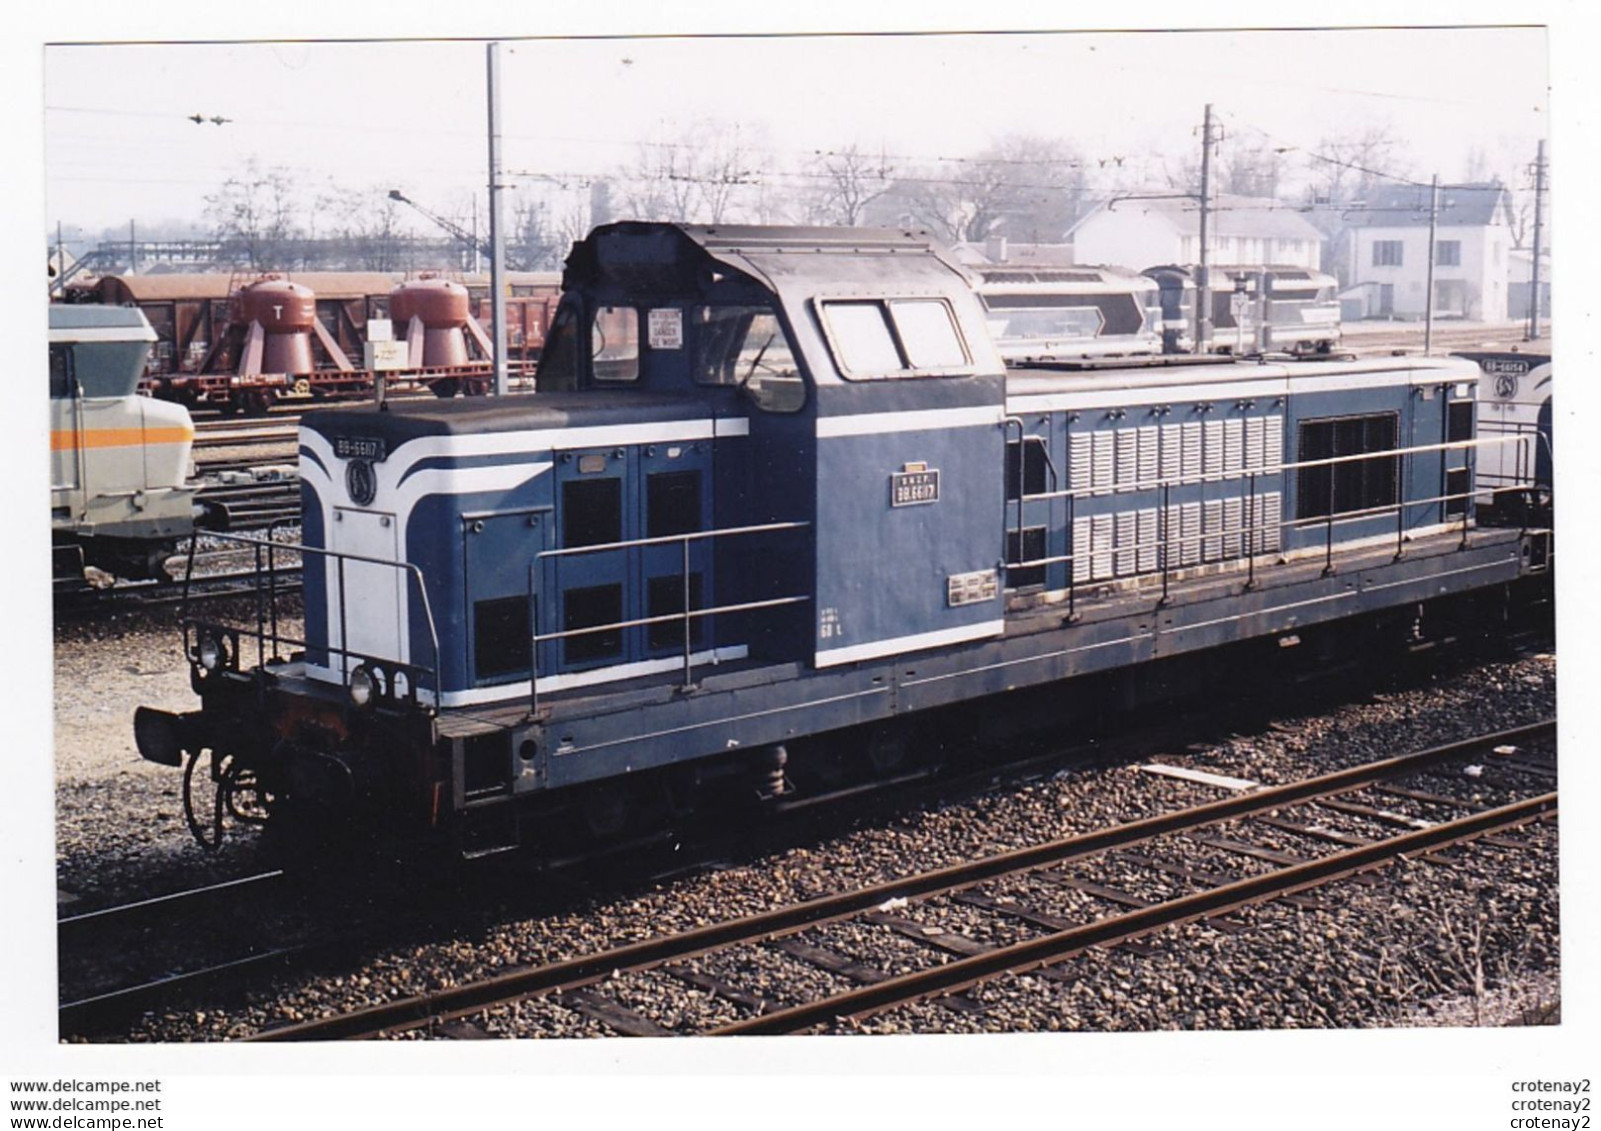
[[638, 441, 714, 660], [328, 507, 403, 675], [464, 509, 550, 686], [551, 447, 634, 672]]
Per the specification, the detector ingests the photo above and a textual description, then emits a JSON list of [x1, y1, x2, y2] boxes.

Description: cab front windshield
[[691, 306, 804, 413]]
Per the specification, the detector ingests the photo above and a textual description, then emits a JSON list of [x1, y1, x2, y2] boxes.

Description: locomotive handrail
[[530, 597, 812, 644], [179, 529, 443, 709], [526, 519, 812, 715], [1475, 421, 1552, 490], [1003, 431, 1535, 605], [533, 519, 810, 559], [1005, 482, 1531, 583], [1017, 430, 1529, 600], [1003, 416, 1062, 562], [1016, 432, 1529, 506], [999, 432, 1536, 602]]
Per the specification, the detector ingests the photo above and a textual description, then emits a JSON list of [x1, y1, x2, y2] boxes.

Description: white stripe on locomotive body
[[814, 619, 1008, 668], [1005, 358, 1478, 416], [1009, 377, 1286, 415], [302, 645, 751, 709], [300, 415, 748, 687], [815, 405, 1007, 438], [320, 416, 750, 468]]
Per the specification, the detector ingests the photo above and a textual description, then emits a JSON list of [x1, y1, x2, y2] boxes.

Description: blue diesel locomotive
[[136, 223, 1550, 855]]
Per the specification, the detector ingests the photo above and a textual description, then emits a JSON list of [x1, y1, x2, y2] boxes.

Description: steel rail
[[714, 789, 1557, 1035], [243, 718, 1553, 1041], [58, 871, 284, 930], [60, 947, 314, 1037]]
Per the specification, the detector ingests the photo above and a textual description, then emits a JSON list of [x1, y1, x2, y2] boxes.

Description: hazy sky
[[43, 26, 1548, 236]]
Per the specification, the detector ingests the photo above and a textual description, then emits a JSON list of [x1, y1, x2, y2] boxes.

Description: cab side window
[[592, 306, 640, 382], [535, 305, 581, 391], [819, 297, 971, 380], [691, 306, 805, 413]]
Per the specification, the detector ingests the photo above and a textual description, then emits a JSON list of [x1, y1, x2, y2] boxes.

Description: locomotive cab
[[49, 305, 198, 579], [148, 224, 1019, 849], [287, 224, 1014, 705]]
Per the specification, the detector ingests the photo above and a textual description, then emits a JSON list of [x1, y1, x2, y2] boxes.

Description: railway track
[[1342, 321, 1549, 357], [53, 563, 303, 614], [54, 704, 1204, 1039], [57, 871, 306, 1036], [192, 422, 298, 450], [234, 719, 1553, 1041]]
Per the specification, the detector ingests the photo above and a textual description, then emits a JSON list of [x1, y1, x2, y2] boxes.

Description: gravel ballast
[[53, 606, 1557, 1041]]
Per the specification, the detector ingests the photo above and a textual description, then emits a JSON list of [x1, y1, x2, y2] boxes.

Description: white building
[[1341, 182, 1513, 321], [1067, 192, 1323, 273], [1508, 246, 1552, 322]]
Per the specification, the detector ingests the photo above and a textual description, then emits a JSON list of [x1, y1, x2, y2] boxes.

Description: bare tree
[[697, 120, 761, 225], [620, 127, 699, 222], [867, 168, 974, 242], [869, 136, 1087, 246], [315, 181, 408, 271], [982, 135, 1091, 242], [507, 195, 564, 271], [805, 144, 896, 227], [1461, 139, 1546, 250], [1303, 122, 1414, 214], [205, 158, 303, 271], [553, 195, 593, 261], [618, 118, 762, 224], [1296, 121, 1416, 283], [1505, 163, 1539, 250], [1159, 151, 1201, 195], [1220, 138, 1288, 199]]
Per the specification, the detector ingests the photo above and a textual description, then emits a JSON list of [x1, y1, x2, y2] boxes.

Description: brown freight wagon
[[66, 269, 562, 408]]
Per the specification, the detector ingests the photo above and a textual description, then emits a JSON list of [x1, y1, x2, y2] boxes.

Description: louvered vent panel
[[1260, 492, 1283, 553], [1114, 429, 1138, 492], [1092, 431, 1116, 491], [1114, 511, 1138, 575], [1203, 419, 1225, 476], [1137, 508, 1159, 573], [1069, 431, 1092, 493], [1170, 501, 1202, 566], [1092, 513, 1115, 579], [1071, 516, 1090, 583], [1224, 418, 1245, 473], [1224, 496, 1244, 558], [1181, 422, 1203, 481], [1265, 415, 1284, 471], [1245, 416, 1265, 470], [1137, 426, 1160, 488], [1203, 498, 1224, 561], [1160, 423, 1182, 480]]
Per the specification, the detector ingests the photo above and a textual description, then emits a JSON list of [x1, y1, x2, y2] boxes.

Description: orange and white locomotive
[[50, 305, 199, 580]]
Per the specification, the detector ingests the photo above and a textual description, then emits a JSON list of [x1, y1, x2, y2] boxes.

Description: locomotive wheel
[[431, 378, 461, 399], [865, 723, 910, 776], [578, 783, 633, 841], [241, 390, 275, 417]]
